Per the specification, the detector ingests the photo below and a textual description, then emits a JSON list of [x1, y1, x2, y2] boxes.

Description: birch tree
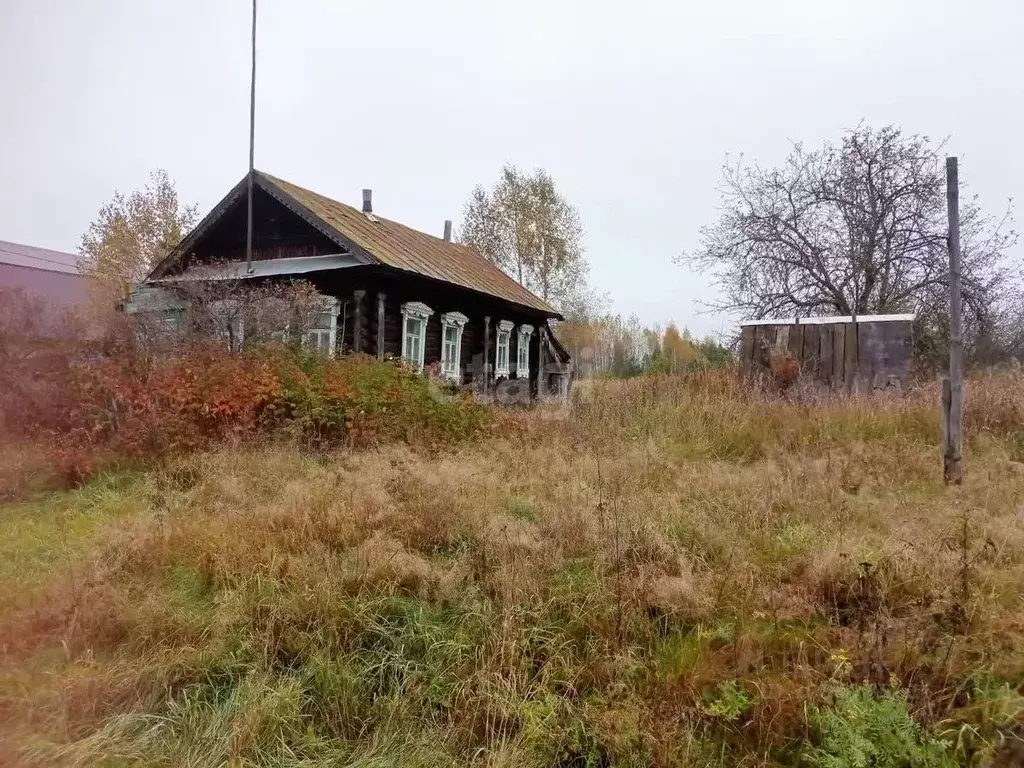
[[459, 164, 587, 309], [78, 169, 199, 300]]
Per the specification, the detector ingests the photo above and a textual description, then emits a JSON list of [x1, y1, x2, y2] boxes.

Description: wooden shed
[[738, 314, 915, 392]]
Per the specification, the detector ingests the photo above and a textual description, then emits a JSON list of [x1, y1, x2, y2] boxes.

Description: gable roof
[[149, 171, 561, 318]]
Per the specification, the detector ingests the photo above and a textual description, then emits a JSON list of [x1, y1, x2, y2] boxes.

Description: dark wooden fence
[[738, 315, 914, 392]]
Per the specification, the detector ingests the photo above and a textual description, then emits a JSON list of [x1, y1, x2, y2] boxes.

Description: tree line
[[557, 314, 732, 378]]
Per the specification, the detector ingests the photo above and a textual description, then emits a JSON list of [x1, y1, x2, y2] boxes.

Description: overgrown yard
[[2, 370, 1024, 766]]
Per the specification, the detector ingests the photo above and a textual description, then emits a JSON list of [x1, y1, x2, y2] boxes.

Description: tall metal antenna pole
[[245, 0, 257, 273]]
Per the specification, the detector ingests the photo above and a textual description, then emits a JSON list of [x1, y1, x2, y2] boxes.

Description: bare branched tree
[[681, 125, 1018, 362], [128, 279, 331, 356], [459, 164, 588, 309]]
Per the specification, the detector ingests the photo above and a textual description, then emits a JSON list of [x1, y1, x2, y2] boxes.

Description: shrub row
[[2, 340, 491, 488]]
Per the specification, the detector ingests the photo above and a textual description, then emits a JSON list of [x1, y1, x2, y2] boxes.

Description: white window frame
[[401, 301, 433, 371], [440, 311, 469, 382], [516, 324, 534, 378], [303, 298, 340, 358], [495, 319, 514, 378]]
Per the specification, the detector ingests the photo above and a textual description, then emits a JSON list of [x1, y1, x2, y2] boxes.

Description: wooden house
[[141, 171, 572, 399]]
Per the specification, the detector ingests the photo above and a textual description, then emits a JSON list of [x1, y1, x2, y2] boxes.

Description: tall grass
[[2, 371, 1023, 765]]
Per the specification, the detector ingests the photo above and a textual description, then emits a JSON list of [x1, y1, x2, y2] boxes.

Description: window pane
[[497, 330, 510, 371], [313, 311, 334, 329], [404, 316, 425, 366]]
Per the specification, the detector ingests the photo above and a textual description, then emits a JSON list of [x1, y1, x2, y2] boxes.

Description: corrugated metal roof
[[0, 240, 79, 275], [152, 253, 361, 282], [258, 173, 560, 317], [740, 313, 916, 327]]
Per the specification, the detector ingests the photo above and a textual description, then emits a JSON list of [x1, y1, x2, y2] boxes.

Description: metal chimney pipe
[[362, 189, 372, 214], [443, 220, 452, 242]]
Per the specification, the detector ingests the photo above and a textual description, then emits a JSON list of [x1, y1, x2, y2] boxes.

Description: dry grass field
[[1, 370, 1023, 766]]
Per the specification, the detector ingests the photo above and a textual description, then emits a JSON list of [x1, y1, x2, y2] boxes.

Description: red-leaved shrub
[[0, 294, 490, 491], [51, 345, 283, 457]]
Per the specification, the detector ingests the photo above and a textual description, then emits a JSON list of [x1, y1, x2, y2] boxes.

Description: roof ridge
[[259, 171, 459, 246], [257, 171, 559, 317]]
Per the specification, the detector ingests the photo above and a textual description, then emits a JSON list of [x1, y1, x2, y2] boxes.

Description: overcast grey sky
[[1, 0, 1021, 336]]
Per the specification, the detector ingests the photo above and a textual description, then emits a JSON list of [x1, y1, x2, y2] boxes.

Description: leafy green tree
[[697, 336, 734, 367]]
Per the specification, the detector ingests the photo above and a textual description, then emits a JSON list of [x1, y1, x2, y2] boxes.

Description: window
[[304, 299, 339, 357], [405, 317, 424, 366], [401, 301, 433, 371], [253, 296, 292, 345], [157, 310, 184, 334], [517, 324, 534, 377], [241, 297, 337, 354], [495, 319, 513, 377], [136, 309, 184, 348], [440, 311, 469, 382]]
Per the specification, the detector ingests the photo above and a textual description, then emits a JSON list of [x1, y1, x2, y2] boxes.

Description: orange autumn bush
[[53, 344, 283, 456], [1, 309, 491, 491]]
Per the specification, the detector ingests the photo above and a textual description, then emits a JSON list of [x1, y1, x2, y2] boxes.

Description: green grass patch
[[0, 470, 142, 612]]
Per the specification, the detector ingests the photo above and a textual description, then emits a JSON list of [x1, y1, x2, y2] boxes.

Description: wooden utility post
[[943, 156, 964, 484]]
